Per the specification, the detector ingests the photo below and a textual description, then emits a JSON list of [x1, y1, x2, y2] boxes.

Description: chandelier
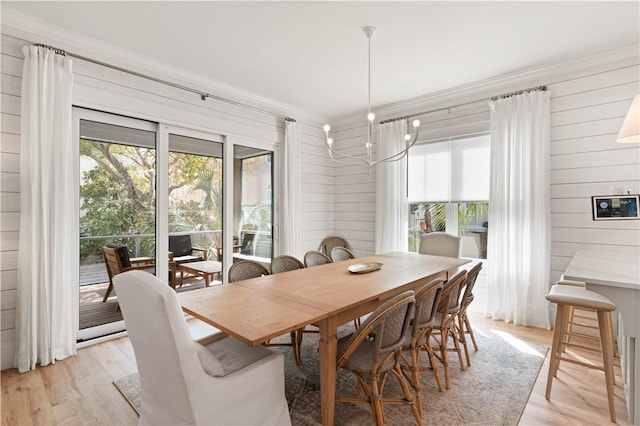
[[323, 26, 420, 169]]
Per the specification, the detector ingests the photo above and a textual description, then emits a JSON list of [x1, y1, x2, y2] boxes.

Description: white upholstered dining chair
[[113, 270, 291, 426], [418, 232, 462, 257]]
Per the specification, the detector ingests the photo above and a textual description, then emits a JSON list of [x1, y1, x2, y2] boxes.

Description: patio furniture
[[114, 270, 291, 425], [178, 260, 222, 287], [102, 244, 173, 302], [169, 234, 208, 284]]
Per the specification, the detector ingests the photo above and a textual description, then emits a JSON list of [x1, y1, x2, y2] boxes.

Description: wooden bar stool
[[545, 284, 618, 423], [556, 277, 618, 359]]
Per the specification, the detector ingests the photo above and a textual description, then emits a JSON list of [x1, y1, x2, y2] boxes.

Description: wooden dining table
[[178, 251, 470, 425]]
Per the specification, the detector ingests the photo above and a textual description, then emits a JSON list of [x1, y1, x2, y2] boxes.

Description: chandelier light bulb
[[323, 124, 331, 132], [327, 138, 333, 146], [413, 120, 420, 128], [405, 134, 411, 141], [365, 142, 371, 148], [367, 112, 375, 121]]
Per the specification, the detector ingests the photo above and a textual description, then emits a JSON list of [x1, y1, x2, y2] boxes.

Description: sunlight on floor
[[489, 328, 545, 358]]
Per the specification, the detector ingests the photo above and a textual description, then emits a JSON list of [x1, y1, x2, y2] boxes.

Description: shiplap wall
[[0, 32, 333, 370], [333, 55, 640, 276], [548, 64, 640, 280]]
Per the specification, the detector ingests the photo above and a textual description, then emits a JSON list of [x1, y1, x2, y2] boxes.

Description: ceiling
[[3, 1, 639, 121]]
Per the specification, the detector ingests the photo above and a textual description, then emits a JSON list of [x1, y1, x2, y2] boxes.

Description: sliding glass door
[[76, 108, 157, 340], [167, 129, 224, 286], [233, 145, 274, 265], [75, 109, 276, 340]]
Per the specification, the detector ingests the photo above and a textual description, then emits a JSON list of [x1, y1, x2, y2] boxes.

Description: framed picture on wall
[[592, 195, 640, 220]]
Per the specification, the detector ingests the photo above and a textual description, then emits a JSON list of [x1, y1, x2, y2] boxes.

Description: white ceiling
[[3, 1, 639, 121]]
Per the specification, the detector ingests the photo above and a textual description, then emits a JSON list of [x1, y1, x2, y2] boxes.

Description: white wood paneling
[[0, 270, 17, 291]]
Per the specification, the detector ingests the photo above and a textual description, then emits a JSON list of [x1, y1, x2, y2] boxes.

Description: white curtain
[[16, 46, 77, 372], [487, 90, 551, 329], [375, 121, 409, 254], [280, 120, 301, 258]]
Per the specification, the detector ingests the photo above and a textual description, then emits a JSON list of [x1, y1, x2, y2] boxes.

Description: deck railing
[[79, 229, 272, 285]]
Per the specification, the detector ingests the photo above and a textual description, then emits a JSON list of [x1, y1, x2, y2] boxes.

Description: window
[[408, 134, 490, 259]]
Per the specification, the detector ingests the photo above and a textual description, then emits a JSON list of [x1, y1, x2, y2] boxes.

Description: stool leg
[[562, 305, 574, 353], [546, 304, 567, 399], [598, 310, 616, 423]]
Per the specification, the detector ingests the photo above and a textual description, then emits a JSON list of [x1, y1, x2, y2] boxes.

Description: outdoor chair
[[101, 244, 176, 302], [113, 270, 291, 425], [330, 246, 356, 262], [398, 278, 445, 416], [418, 232, 462, 257], [239, 232, 257, 255], [336, 290, 421, 426], [228, 260, 302, 365], [317, 236, 350, 256], [169, 234, 208, 285], [303, 250, 332, 267]]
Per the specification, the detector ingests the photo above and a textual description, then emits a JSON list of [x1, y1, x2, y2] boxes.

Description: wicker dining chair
[[228, 259, 302, 365], [271, 255, 305, 274], [317, 236, 350, 256], [303, 250, 332, 267], [227, 260, 269, 283], [457, 262, 483, 366], [398, 278, 445, 416], [429, 270, 467, 390], [330, 246, 355, 262], [336, 290, 421, 426]]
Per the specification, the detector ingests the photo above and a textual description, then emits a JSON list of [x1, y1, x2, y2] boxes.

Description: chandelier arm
[[370, 128, 420, 165], [325, 140, 372, 166]]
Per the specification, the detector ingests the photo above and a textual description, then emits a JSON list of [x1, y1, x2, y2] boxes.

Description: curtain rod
[[30, 42, 296, 122], [380, 85, 547, 124]]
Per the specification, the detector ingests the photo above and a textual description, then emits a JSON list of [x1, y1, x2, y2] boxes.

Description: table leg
[[318, 316, 338, 426]]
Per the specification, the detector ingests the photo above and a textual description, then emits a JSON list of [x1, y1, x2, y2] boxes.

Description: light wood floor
[[1, 312, 630, 425]]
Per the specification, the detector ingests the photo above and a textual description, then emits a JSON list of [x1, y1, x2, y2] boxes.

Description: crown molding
[[1, 9, 329, 127], [334, 44, 640, 129]]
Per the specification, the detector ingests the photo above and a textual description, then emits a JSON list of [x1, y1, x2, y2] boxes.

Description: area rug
[[114, 324, 547, 425]]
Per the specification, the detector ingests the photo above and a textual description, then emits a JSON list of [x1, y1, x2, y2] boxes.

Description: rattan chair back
[[317, 236, 350, 256], [303, 250, 332, 267], [330, 246, 355, 262], [228, 260, 269, 283], [336, 290, 420, 424], [271, 255, 305, 274]]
